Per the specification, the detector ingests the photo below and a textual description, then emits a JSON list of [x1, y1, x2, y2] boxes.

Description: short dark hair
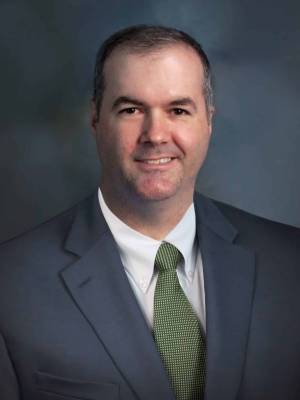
[[93, 25, 213, 117]]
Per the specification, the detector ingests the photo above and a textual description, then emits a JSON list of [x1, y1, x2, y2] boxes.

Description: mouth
[[139, 157, 174, 165], [134, 156, 177, 171]]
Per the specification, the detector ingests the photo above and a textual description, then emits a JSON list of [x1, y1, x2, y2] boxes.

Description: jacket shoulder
[[0, 192, 95, 263], [195, 192, 300, 249]]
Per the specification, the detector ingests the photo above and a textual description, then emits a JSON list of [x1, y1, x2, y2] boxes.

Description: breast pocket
[[35, 371, 119, 400]]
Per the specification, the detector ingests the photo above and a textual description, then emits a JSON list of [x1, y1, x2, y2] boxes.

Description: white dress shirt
[[98, 188, 206, 331]]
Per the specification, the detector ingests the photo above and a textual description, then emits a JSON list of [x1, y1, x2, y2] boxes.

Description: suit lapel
[[60, 191, 255, 400], [195, 195, 256, 400], [61, 192, 175, 400]]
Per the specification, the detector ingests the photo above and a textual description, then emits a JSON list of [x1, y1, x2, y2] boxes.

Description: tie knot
[[155, 242, 182, 273]]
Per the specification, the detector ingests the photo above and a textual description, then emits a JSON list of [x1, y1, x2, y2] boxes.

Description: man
[[0, 25, 299, 400]]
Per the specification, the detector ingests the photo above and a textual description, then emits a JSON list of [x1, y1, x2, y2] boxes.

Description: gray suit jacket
[[0, 191, 299, 400]]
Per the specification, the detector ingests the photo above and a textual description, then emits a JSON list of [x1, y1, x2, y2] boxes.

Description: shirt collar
[[98, 188, 196, 293]]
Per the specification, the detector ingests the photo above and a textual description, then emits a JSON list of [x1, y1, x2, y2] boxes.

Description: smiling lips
[[134, 153, 180, 169], [141, 157, 173, 164], [134, 157, 178, 171]]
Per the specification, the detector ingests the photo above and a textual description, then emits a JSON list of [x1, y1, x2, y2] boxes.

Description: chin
[[132, 182, 182, 203], [123, 172, 192, 203]]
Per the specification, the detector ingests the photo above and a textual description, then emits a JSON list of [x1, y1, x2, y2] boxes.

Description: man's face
[[92, 44, 213, 207]]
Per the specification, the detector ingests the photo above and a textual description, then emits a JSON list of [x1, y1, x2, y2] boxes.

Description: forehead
[[102, 44, 205, 103]]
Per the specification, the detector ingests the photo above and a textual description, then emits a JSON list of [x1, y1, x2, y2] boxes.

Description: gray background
[[0, 0, 299, 242]]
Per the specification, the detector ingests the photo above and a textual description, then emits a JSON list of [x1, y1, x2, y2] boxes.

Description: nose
[[140, 110, 170, 145]]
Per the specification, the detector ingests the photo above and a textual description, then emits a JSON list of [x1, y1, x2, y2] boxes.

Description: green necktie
[[153, 242, 206, 400]]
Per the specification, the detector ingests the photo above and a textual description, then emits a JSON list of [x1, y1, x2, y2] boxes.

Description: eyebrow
[[168, 97, 197, 111], [111, 96, 197, 111], [112, 96, 145, 110]]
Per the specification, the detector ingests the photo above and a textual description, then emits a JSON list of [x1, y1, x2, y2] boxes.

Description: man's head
[[91, 25, 214, 218], [93, 25, 214, 120]]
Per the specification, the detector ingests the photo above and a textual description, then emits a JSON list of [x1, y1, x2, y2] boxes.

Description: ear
[[90, 99, 98, 136], [208, 106, 215, 124], [207, 106, 215, 134]]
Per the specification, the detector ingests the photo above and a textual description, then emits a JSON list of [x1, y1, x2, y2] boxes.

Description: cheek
[[116, 122, 141, 154], [97, 119, 121, 152], [175, 127, 210, 155], [175, 128, 211, 175], [115, 136, 136, 160]]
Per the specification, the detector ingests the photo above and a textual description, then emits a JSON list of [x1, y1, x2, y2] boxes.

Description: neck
[[100, 186, 194, 240]]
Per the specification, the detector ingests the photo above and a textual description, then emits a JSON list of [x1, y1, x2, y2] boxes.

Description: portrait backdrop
[[0, 0, 299, 242]]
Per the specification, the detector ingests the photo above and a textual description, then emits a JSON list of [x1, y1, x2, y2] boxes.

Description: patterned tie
[[153, 242, 206, 400]]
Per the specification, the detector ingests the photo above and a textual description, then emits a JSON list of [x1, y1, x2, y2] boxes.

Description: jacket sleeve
[[0, 332, 20, 399]]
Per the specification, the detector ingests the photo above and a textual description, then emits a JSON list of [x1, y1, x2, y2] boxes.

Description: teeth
[[144, 158, 172, 164]]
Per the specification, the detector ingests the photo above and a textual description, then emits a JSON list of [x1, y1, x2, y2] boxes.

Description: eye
[[172, 108, 190, 116], [119, 107, 138, 114]]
